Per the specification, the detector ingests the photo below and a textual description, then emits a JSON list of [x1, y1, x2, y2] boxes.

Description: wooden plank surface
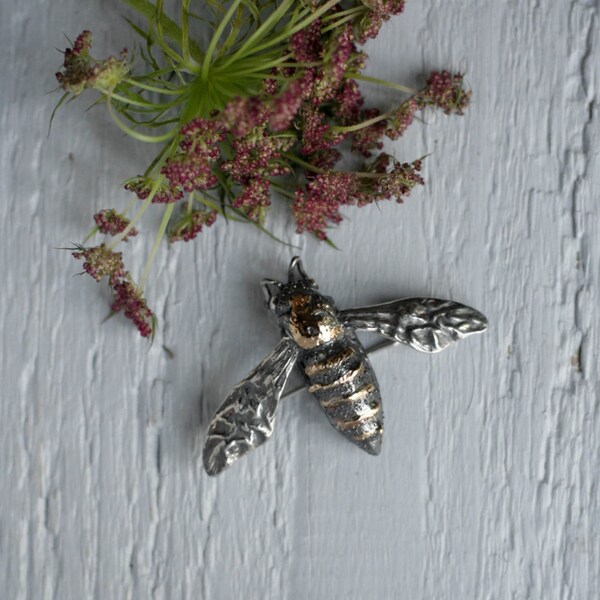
[[1, 0, 598, 598]]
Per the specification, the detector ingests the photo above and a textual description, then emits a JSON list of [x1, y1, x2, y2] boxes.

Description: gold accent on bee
[[335, 403, 382, 430], [307, 363, 366, 393], [303, 346, 357, 376], [202, 256, 488, 476]]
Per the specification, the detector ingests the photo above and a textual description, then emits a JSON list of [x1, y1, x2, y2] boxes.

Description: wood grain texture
[[1, 1, 598, 598]]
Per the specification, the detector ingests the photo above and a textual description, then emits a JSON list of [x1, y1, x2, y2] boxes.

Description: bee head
[[262, 257, 341, 348], [261, 256, 318, 316]]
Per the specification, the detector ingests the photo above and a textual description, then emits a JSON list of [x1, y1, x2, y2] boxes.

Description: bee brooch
[[203, 257, 488, 476]]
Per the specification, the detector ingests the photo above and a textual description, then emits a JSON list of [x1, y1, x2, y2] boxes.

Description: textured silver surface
[[203, 337, 299, 476], [203, 258, 487, 474], [340, 298, 488, 353]]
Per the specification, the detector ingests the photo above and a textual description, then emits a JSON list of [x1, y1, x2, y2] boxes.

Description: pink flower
[[124, 177, 183, 204], [312, 25, 354, 103], [169, 209, 218, 242], [72, 243, 125, 283], [161, 118, 225, 193], [161, 155, 218, 192], [222, 128, 292, 182], [385, 98, 418, 140], [232, 178, 271, 213], [222, 97, 270, 137], [351, 108, 386, 157], [355, 1, 406, 44], [290, 19, 323, 62], [111, 280, 154, 338], [333, 79, 364, 125], [305, 149, 342, 173], [292, 172, 360, 239], [268, 69, 315, 132], [56, 30, 128, 95], [93, 209, 137, 240], [298, 105, 343, 155], [367, 156, 424, 204], [418, 71, 471, 115]]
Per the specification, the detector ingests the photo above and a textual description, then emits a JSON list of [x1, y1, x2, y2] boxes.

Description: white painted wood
[[1, 1, 598, 598]]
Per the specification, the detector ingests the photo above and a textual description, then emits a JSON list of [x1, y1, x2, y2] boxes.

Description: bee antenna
[[288, 256, 309, 282], [261, 279, 282, 311]]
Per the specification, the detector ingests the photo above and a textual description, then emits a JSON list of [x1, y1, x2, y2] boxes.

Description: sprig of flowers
[[53, 0, 470, 336]]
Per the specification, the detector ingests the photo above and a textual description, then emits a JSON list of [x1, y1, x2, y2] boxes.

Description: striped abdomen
[[300, 330, 384, 455]]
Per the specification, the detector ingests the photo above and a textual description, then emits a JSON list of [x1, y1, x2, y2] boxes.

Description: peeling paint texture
[[1, 1, 599, 598]]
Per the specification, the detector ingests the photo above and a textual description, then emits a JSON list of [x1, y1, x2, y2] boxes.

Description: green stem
[[269, 181, 295, 199], [110, 195, 153, 249], [202, 0, 244, 80], [321, 12, 357, 33], [283, 153, 324, 174], [321, 5, 362, 22], [105, 90, 173, 110], [331, 110, 391, 134], [126, 78, 186, 95], [107, 95, 178, 142], [121, 197, 138, 217], [83, 226, 100, 244], [122, 0, 204, 62], [181, 0, 191, 63], [218, 0, 296, 69], [215, 52, 293, 77], [242, 0, 342, 59], [139, 203, 175, 290], [349, 72, 418, 95]]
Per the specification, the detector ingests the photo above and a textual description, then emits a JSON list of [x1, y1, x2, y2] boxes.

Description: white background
[[1, 1, 598, 598]]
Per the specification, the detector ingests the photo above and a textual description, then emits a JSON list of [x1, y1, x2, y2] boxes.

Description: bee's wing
[[203, 337, 300, 476], [339, 298, 487, 353]]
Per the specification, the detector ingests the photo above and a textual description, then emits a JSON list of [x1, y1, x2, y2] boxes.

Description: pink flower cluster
[[72, 244, 125, 283], [111, 281, 154, 338], [55, 30, 128, 95], [169, 209, 218, 242], [418, 71, 471, 115], [355, 1, 407, 43], [293, 156, 423, 239], [93, 209, 137, 240], [124, 177, 183, 204], [72, 244, 154, 337], [161, 119, 225, 193], [293, 172, 359, 240]]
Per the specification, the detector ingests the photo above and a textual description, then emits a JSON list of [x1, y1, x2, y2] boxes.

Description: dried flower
[[290, 18, 323, 62], [169, 209, 218, 242], [93, 209, 137, 240], [369, 156, 424, 203], [355, 1, 406, 43], [53, 2, 470, 336], [293, 172, 361, 239], [111, 280, 154, 338], [124, 176, 184, 204], [268, 70, 315, 132], [55, 30, 128, 95], [351, 108, 386, 157], [385, 98, 418, 140], [418, 71, 471, 115], [72, 243, 125, 283]]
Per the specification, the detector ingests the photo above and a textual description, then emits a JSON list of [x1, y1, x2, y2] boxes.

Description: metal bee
[[203, 257, 488, 476]]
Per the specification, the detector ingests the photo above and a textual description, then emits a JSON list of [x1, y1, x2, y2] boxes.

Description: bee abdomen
[[302, 339, 384, 455], [320, 379, 383, 455]]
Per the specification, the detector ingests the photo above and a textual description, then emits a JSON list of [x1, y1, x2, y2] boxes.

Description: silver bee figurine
[[203, 257, 487, 476]]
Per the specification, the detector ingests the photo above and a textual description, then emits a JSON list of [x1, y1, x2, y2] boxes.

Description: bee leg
[[261, 279, 282, 311]]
